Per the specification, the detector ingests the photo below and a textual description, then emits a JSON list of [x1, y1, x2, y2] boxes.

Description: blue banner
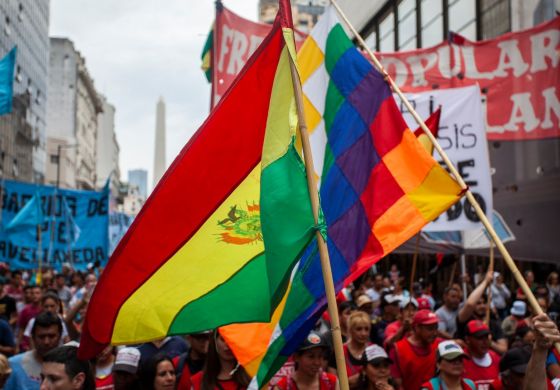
[[0, 180, 109, 271], [0, 47, 16, 115]]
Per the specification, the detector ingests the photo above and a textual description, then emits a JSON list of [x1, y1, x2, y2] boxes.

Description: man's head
[[373, 274, 383, 290], [443, 287, 461, 311], [380, 294, 401, 320], [399, 297, 418, 321], [31, 285, 43, 305], [187, 331, 211, 359], [473, 295, 488, 318], [113, 347, 141, 390], [40, 345, 94, 390], [499, 346, 531, 390], [356, 295, 375, 315], [55, 274, 66, 288], [32, 312, 63, 358], [412, 310, 439, 346], [465, 320, 491, 358]]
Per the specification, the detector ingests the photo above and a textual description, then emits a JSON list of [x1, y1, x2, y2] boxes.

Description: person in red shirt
[[191, 330, 250, 390], [389, 309, 441, 390], [463, 320, 500, 390], [172, 331, 210, 390], [383, 297, 417, 350], [274, 332, 337, 390]]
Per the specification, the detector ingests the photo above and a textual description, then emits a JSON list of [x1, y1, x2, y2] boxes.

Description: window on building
[[398, 0, 417, 50], [480, 0, 511, 39], [421, 0, 444, 47], [379, 10, 395, 52], [365, 31, 378, 51], [50, 154, 59, 164], [449, 0, 476, 40]]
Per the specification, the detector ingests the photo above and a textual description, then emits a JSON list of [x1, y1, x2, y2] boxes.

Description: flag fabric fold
[[222, 7, 464, 388], [79, 0, 315, 359], [4, 191, 45, 231], [0, 47, 16, 115]]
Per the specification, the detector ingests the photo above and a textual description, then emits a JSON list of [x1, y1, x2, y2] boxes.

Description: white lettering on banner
[[248, 35, 264, 57], [530, 29, 560, 73], [504, 92, 540, 132], [437, 45, 462, 78], [227, 30, 249, 75], [493, 40, 529, 77], [406, 53, 438, 87], [218, 25, 234, 72], [376, 17, 560, 140], [379, 57, 408, 87], [397, 85, 493, 232], [542, 87, 560, 128]]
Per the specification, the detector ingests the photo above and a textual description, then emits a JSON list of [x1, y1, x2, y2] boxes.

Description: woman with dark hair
[[274, 332, 338, 390], [140, 353, 176, 390], [23, 292, 70, 348], [191, 330, 250, 390]]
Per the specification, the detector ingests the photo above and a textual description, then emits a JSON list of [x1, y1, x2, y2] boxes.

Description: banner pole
[[37, 225, 42, 287], [409, 234, 420, 293], [485, 244, 495, 324], [329, 0, 553, 348], [286, 33, 350, 390]]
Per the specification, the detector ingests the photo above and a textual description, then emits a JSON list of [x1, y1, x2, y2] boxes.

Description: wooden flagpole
[[286, 33, 351, 390], [409, 234, 420, 293], [36, 225, 42, 287], [329, 0, 554, 347], [485, 244, 495, 325]]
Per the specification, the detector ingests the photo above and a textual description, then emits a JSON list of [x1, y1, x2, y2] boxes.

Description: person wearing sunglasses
[[421, 340, 475, 390]]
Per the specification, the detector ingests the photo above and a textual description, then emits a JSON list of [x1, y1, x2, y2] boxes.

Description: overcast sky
[[49, 0, 258, 192]]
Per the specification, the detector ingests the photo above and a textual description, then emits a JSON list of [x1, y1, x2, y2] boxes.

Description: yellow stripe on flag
[[112, 167, 263, 344]]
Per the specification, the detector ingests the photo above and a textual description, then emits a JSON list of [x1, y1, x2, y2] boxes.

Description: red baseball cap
[[416, 297, 431, 310], [413, 309, 439, 326], [466, 320, 490, 337]]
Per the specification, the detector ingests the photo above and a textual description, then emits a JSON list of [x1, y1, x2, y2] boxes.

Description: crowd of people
[[0, 261, 557, 389]]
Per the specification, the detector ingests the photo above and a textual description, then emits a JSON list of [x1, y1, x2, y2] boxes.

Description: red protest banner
[[212, 5, 306, 107], [377, 17, 560, 141]]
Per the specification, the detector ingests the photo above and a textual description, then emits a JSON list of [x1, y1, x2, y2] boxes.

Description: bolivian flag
[[79, 0, 315, 359]]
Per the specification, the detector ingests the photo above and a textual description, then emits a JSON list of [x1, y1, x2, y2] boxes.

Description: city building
[[0, 0, 50, 183], [121, 183, 144, 217], [128, 169, 147, 200], [153, 97, 166, 189], [96, 94, 120, 192], [258, 0, 327, 32], [46, 37, 103, 190]]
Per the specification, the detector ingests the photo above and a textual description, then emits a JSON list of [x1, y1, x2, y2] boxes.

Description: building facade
[[46, 37, 103, 190], [258, 0, 327, 32], [96, 94, 120, 192], [128, 169, 147, 200], [0, 0, 49, 183]]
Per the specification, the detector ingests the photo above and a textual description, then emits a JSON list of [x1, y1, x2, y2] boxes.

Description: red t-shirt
[[390, 337, 441, 390], [95, 374, 114, 390], [191, 372, 246, 390], [463, 350, 501, 390], [276, 372, 337, 390]]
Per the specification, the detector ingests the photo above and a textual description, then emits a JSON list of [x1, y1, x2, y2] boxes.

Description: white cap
[[114, 347, 141, 374], [437, 340, 468, 361], [363, 344, 392, 363]]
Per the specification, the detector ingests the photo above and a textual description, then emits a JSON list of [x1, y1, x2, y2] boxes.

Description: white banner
[[397, 85, 493, 232]]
